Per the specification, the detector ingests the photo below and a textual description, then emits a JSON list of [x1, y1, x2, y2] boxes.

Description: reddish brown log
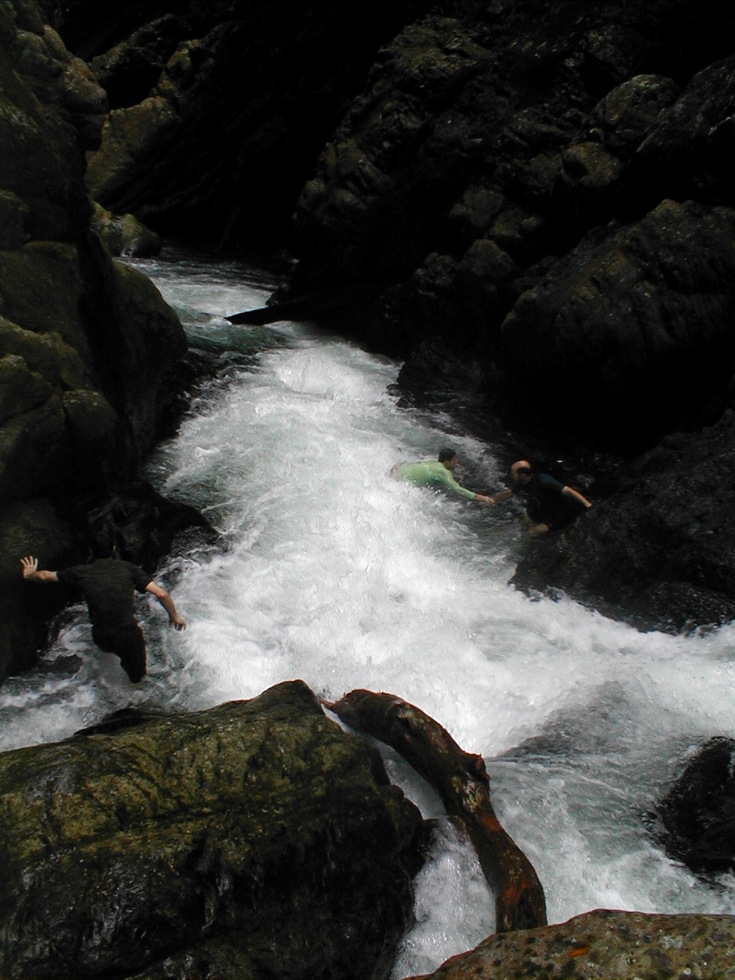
[[324, 689, 547, 932]]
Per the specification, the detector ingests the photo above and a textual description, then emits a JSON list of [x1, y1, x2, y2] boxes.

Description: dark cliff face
[[290, 0, 735, 452], [0, 2, 194, 681], [47, 0, 735, 452], [42, 0, 436, 250]]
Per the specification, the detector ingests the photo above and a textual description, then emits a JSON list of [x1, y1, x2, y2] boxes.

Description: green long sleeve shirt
[[393, 460, 476, 500]]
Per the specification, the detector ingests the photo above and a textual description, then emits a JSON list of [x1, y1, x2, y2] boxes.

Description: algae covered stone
[[0, 680, 421, 980]]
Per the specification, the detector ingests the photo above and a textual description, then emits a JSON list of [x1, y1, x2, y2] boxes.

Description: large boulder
[[0, 2, 104, 242], [499, 199, 735, 451], [0, 680, 422, 980], [0, 238, 184, 481], [404, 909, 735, 979], [90, 202, 162, 257], [632, 52, 735, 208], [511, 410, 735, 633]]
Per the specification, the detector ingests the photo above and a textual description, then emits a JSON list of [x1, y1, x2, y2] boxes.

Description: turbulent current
[[3, 247, 735, 977]]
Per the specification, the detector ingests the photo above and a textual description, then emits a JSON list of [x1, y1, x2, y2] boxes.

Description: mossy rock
[[0, 315, 90, 390], [0, 680, 421, 980], [0, 352, 51, 424], [0, 242, 96, 372], [0, 4, 92, 242], [0, 396, 70, 498], [91, 202, 162, 257], [0, 496, 76, 680]]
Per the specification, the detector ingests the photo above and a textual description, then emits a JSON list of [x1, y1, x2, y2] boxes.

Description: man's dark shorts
[[92, 624, 147, 683]]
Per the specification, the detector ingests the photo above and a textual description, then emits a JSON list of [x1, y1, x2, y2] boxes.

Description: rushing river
[[3, 247, 735, 977]]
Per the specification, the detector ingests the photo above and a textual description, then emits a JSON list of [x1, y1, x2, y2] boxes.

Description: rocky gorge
[[4, 0, 735, 976], [43, 0, 735, 636]]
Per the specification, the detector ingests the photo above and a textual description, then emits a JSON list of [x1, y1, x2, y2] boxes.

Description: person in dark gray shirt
[[490, 459, 592, 535], [20, 554, 186, 683]]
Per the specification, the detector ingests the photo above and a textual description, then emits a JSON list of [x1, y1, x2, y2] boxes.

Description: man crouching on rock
[[489, 459, 593, 536], [20, 553, 186, 684]]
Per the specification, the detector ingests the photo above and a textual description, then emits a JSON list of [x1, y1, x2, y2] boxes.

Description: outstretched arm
[[20, 556, 58, 583], [440, 469, 494, 504], [146, 581, 186, 630], [562, 486, 593, 509]]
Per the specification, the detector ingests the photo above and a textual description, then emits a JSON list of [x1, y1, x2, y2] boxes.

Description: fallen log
[[225, 283, 382, 325], [324, 689, 547, 933], [225, 293, 321, 324]]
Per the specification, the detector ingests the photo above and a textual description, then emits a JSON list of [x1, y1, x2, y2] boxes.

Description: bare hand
[[20, 556, 38, 578], [170, 616, 186, 631]]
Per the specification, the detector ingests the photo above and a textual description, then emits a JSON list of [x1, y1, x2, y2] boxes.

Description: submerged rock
[[0, 680, 421, 980], [654, 737, 735, 874]]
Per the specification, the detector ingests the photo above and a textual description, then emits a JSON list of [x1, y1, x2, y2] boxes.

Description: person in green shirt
[[390, 447, 493, 505]]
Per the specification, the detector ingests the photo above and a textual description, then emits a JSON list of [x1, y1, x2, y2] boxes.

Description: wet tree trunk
[[325, 689, 547, 932]]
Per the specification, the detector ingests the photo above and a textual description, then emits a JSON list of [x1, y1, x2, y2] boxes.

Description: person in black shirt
[[490, 459, 592, 535], [20, 554, 186, 683]]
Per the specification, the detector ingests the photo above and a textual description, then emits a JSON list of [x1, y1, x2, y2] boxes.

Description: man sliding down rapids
[[390, 447, 494, 506]]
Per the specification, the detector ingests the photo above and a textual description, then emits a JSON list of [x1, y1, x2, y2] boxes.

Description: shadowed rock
[[654, 737, 735, 873], [500, 199, 735, 451], [0, 4, 193, 681], [288, 2, 735, 449], [51, 0, 437, 248], [511, 410, 735, 633], [0, 680, 421, 980]]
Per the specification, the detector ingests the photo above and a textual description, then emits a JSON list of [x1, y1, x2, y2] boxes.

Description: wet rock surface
[[289, 1, 735, 448], [43, 0, 437, 248], [653, 737, 735, 874], [0, 3, 196, 682], [511, 410, 735, 633], [404, 909, 735, 979], [0, 680, 421, 980]]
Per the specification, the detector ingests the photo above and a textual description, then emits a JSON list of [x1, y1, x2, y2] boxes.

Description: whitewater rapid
[[3, 246, 734, 978]]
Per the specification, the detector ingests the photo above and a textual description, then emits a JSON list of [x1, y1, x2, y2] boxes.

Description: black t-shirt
[[57, 558, 152, 629], [514, 472, 571, 524]]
